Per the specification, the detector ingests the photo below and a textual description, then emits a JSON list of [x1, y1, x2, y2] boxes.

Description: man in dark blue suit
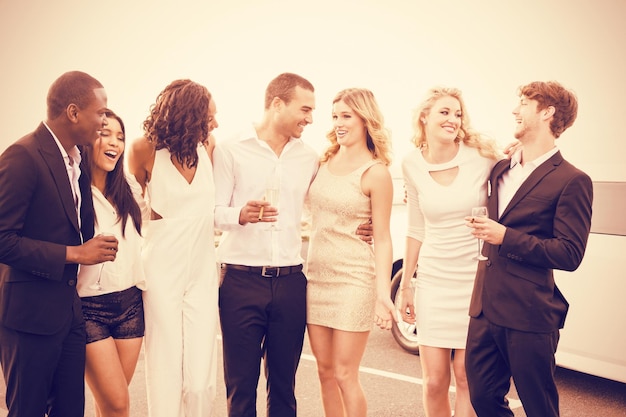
[[0, 71, 119, 417], [465, 81, 593, 417]]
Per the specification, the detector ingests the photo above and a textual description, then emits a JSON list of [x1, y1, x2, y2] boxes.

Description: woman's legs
[[419, 346, 453, 417], [451, 349, 476, 417], [143, 284, 184, 417], [332, 330, 369, 417], [85, 337, 143, 417], [307, 324, 370, 417], [308, 325, 344, 417], [182, 274, 218, 417]]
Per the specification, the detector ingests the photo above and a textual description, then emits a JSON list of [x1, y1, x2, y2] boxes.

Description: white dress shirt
[[498, 146, 559, 218], [44, 122, 82, 226], [213, 124, 319, 267]]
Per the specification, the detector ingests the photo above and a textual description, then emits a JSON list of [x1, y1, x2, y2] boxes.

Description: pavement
[[2, 324, 626, 416]]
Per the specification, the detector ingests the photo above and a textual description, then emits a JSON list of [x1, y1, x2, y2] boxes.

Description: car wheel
[[390, 267, 420, 355]]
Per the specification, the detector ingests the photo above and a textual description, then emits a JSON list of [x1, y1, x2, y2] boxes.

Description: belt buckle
[[261, 266, 279, 278]]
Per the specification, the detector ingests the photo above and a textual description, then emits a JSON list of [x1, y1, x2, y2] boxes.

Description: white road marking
[[300, 352, 523, 410]]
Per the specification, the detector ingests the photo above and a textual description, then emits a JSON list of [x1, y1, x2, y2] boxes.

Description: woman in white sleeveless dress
[[397, 87, 502, 417], [128, 79, 220, 417]]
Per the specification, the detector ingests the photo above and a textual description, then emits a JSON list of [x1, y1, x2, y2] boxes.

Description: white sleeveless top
[[142, 145, 217, 288], [147, 145, 215, 221]]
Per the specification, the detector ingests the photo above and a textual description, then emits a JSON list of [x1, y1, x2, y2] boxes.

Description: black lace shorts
[[81, 286, 145, 343]]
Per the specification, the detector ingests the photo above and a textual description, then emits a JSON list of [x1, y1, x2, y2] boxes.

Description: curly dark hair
[[81, 110, 142, 237], [142, 79, 212, 168], [518, 81, 578, 138]]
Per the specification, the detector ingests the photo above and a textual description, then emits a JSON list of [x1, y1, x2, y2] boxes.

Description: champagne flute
[[471, 206, 488, 261], [89, 264, 105, 291], [89, 232, 115, 290], [265, 173, 280, 231]]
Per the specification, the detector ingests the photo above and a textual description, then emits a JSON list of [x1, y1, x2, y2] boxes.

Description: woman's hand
[[396, 286, 416, 324], [374, 297, 398, 330], [503, 139, 522, 159]]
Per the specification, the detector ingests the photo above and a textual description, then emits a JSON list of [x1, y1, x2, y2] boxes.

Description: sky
[[1, 0, 625, 180]]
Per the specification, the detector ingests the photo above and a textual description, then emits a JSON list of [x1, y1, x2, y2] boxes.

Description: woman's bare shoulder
[[127, 137, 156, 186], [129, 136, 153, 154]]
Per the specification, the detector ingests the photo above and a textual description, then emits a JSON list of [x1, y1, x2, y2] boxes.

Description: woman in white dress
[[78, 110, 147, 417], [397, 87, 502, 417], [128, 80, 220, 417]]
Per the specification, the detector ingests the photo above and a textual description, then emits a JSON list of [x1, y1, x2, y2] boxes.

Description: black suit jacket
[[469, 151, 593, 333], [0, 123, 94, 335]]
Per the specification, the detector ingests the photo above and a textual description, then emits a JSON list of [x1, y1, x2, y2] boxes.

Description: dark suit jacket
[[469, 151, 593, 333], [0, 123, 94, 335]]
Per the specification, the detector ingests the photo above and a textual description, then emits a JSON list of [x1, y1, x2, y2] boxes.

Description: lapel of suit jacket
[[499, 151, 563, 222], [488, 159, 510, 222], [35, 123, 81, 233], [79, 155, 95, 241]]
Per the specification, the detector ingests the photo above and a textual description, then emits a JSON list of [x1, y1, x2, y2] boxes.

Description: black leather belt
[[221, 263, 303, 278]]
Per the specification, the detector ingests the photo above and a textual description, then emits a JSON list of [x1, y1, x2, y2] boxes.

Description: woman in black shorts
[[77, 110, 147, 417]]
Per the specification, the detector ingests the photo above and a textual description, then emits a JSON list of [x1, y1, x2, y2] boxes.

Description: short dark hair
[[264, 73, 314, 109], [47, 71, 104, 119], [518, 81, 578, 138]]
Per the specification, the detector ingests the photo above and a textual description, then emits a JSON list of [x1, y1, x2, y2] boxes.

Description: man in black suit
[[465, 81, 593, 417], [0, 71, 119, 417]]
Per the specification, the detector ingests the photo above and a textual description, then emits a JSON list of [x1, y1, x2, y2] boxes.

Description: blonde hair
[[412, 86, 501, 160], [321, 88, 392, 165]]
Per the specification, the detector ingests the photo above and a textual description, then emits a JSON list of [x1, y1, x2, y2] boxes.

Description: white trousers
[[143, 264, 219, 417]]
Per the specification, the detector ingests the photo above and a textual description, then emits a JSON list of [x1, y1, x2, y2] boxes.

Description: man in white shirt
[[214, 73, 375, 417], [465, 81, 593, 417], [213, 73, 317, 417]]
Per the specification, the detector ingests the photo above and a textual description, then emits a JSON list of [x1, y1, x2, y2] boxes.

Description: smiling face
[[423, 95, 462, 145], [75, 87, 109, 146], [332, 99, 367, 148], [277, 86, 315, 139], [512, 95, 541, 141], [207, 98, 219, 134], [92, 116, 125, 177]]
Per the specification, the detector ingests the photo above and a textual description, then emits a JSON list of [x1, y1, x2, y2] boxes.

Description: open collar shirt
[[44, 121, 82, 227], [213, 124, 319, 267], [498, 146, 559, 218]]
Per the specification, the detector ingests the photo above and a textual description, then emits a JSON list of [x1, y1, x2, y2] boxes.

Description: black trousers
[[465, 315, 561, 417], [0, 294, 86, 417], [219, 266, 307, 417]]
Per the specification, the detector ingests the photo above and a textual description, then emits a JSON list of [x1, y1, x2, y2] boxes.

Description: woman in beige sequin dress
[[306, 88, 396, 417]]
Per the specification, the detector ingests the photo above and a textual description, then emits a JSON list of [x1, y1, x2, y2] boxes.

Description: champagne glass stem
[[89, 263, 105, 291]]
